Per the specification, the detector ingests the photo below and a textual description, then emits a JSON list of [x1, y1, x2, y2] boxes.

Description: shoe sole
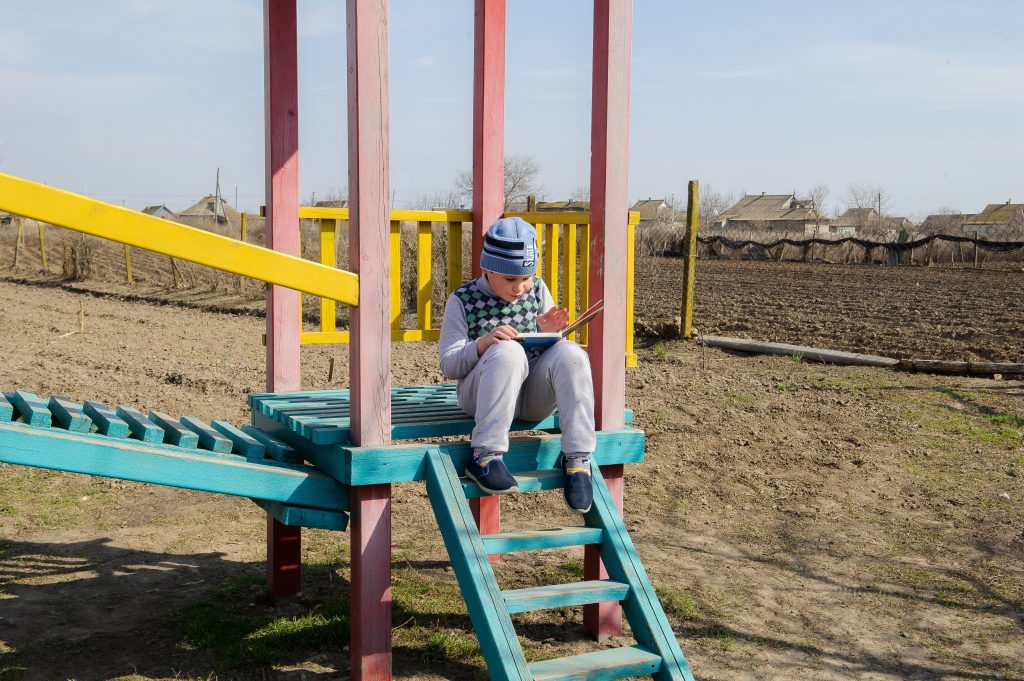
[[465, 470, 519, 496], [562, 493, 592, 514]]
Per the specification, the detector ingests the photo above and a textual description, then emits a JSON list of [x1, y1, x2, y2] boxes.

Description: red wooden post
[[469, 0, 507, 548], [347, 1, 393, 679], [584, 0, 632, 641], [264, 0, 303, 598]]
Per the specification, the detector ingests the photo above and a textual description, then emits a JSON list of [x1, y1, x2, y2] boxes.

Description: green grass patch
[[657, 586, 702, 621], [423, 630, 480, 663], [701, 623, 737, 651], [172, 571, 350, 670], [724, 392, 755, 404], [0, 642, 26, 681]]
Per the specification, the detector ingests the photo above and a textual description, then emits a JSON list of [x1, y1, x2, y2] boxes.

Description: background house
[[832, 208, 913, 239], [141, 205, 177, 220], [178, 194, 241, 227], [920, 212, 974, 235], [719, 193, 828, 236], [963, 201, 1024, 238], [536, 200, 589, 212]]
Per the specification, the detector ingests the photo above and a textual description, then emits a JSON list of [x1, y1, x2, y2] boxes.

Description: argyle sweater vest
[[454, 277, 544, 344]]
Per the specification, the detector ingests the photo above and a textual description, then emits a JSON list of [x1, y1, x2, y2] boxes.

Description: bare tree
[[807, 183, 830, 217], [569, 184, 590, 202], [410, 189, 465, 210], [454, 154, 545, 211], [844, 182, 891, 214], [696, 183, 736, 234]]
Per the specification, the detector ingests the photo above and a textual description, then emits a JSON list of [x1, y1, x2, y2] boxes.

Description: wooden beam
[[472, 0, 506, 273], [264, 0, 303, 600], [347, 0, 393, 679], [585, 0, 633, 641], [470, 0, 507, 553]]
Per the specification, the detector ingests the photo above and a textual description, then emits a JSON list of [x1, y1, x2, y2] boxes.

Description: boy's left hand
[[537, 306, 569, 332]]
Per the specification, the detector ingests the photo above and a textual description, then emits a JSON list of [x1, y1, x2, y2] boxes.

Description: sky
[[0, 0, 1021, 219]]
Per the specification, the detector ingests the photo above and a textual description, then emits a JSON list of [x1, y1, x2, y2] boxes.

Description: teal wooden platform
[[1, 384, 694, 680]]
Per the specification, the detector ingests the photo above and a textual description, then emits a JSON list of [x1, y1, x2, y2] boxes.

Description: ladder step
[[528, 645, 663, 681], [461, 468, 563, 499], [481, 527, 603, 555], [502, 580, 629, 614]]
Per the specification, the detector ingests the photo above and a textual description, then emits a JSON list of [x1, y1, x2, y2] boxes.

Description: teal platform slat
[[116, 405, 164, 443], [48, 397, 91, 433], [249, 385, 633, 446], [211, 420, 265, 457], [149, 411, 199, 449], [529, 645, 662, 681], [180, 416, 234, 453], [7, 391, 51, 427], [0, 394, 12, 422], [481, 527, 604, 555], [83, 401, 130, 438], [502, 580, 629, 614]]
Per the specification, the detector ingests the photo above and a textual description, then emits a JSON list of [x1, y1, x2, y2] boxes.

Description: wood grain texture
[[588, 0, 632, 432], [472, 0, 506, 275], [424, 450, 531, 681], [350, 482, 392, 681], [502, 580, 628, 614], [585, 463, 624, 639], [481, 527, 603, 555], [0, 421, 349, 511], [528, 645, 662, 681]]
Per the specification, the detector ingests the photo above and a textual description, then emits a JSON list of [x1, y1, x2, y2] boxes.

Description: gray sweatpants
[[456, 339, 596, 454]]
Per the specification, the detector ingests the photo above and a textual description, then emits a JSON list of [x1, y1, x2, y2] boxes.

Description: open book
[[515, 299, 605, 352]]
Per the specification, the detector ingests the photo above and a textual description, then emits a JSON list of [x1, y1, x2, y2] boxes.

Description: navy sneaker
[[560, 454, 593, 513], [465, 453, 519, 495]]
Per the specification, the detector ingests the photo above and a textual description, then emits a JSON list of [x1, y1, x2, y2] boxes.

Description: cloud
[[415, 55, 435, 69]]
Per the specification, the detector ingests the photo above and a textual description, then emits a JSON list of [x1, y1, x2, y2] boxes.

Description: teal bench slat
[[116, 405, 164, 443], [462, 469, 563, 500], [83, 401, 130, 438], [528, 645, 662, 681], [48, 396, 92, 433], [180, 416, 233, 453], [251, 499, 349, 531], [210, 420, 266, 457], [0, 421, 347, 512], [148, 411, 199, 449], [502, 580, 629, 614], [481, 527, 604, 555], [240, 425, 301, 463], [8, 390, 52, 427], [0, 393, 13, 422]]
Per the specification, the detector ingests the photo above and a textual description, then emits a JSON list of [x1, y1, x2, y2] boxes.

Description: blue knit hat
[[480, 217, 538, 276]]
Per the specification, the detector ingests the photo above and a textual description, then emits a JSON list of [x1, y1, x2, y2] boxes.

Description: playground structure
[[0, 2, 694, 680]]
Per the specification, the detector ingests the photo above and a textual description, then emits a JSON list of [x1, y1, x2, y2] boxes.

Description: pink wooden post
[[469, 0, 507, 547], [347, 1, 393, 679], [263, 0, 303, 598], [584, 0, 632, 641]]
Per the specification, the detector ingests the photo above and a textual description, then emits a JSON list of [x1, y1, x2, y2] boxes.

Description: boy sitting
[[439, 217, 595, 513]]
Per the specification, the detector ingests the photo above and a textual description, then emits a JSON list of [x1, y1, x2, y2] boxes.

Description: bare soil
[[0, 266, 1022, 680]]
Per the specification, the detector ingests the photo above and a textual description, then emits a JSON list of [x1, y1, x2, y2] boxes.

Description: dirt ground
[[634, 258, 1024, 363], [0, 274, 1022, 681]]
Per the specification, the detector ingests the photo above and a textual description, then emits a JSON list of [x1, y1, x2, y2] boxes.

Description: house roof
[[832, 208, 877, 226], [963, 202, 1024, 225], [720, 194, 825, 222], [142, 204, 176, 216], [314, 199, 348, 208], [630, 199, 668, 221], [536, 200, 589, 212], [179, 195, 241, 219], [920, 213, 972, 231]]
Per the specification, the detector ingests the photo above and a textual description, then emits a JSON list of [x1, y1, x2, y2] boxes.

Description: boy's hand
[[537, 306, 569, 332], [476, 324, 519, 355]]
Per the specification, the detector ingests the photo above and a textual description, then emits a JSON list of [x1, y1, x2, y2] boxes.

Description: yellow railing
[[295, 208, 639, 367]]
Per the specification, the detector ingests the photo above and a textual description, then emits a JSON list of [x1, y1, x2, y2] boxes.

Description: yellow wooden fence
[[292, 208, 639, 367]]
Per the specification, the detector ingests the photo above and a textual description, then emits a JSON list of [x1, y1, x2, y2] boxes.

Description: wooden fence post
[[38, 224, 48, 273], [12, 220, 24, 268], [124, 244, 134, 284], [973, 231, 979, 269], [679, 179, 699, 340], [170, 257, 184, 287]]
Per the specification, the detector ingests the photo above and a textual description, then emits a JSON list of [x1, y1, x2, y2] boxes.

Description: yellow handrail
[[296, 208, 638, 367], [0, 173, 359, 306]]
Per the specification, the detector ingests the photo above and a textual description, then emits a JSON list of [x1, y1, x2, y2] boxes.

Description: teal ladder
[[424, 449, 695, 681]]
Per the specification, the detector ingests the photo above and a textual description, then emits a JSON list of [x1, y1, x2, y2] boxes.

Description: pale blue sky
[[1, 0, 1021, 218]]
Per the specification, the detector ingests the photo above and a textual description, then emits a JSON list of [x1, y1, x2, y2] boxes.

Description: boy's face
[[485, 271, 534, 302]]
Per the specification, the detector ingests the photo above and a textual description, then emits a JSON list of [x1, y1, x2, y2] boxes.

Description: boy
[[439, 217, 596, 513]]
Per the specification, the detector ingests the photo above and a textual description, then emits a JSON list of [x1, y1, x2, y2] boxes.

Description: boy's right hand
[[476, 324, 519, 355]]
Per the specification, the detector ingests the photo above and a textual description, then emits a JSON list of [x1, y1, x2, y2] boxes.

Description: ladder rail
[[423, 449, 532, 681]]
